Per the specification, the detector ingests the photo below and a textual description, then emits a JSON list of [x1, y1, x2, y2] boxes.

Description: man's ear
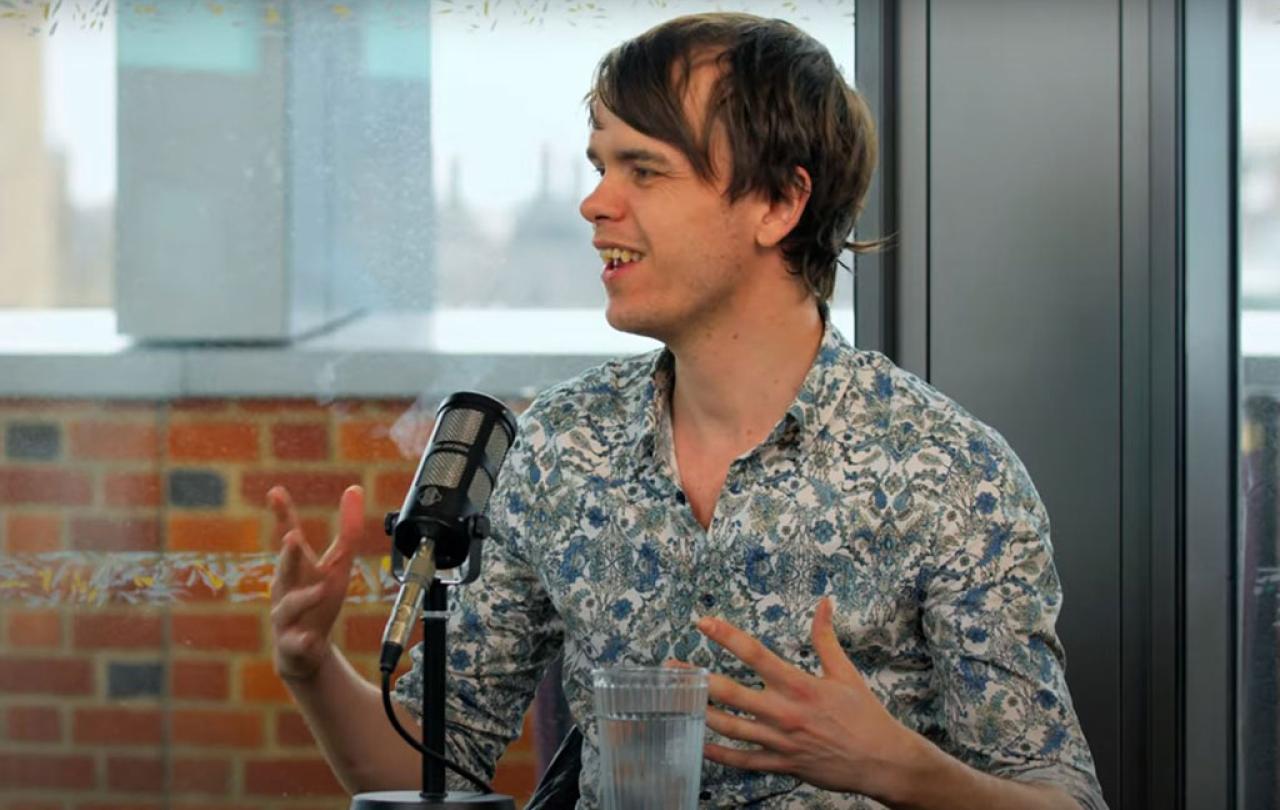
[[755, 166, 812, 249]]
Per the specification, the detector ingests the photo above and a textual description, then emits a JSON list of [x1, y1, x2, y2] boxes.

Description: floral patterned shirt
[[394, 319, 1107, 810]]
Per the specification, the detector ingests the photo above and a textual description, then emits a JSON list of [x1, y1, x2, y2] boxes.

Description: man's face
[[580, 67, 768, 343]]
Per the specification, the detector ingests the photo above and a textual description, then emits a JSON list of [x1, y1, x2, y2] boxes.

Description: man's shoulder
[[846, 349, 1033, 486], [518, 349, 661, 435]]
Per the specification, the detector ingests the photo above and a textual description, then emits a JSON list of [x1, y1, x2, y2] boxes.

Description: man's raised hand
[[268, 484, 363, 683]]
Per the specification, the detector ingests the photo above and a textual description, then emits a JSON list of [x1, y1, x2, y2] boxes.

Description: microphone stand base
[[350, 791, 516, 810]]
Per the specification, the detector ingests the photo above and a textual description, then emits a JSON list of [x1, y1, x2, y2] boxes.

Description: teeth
[[598, 248, 644, 265]]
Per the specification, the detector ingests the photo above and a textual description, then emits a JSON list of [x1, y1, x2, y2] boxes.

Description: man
[[269, 13, 1106, 810]]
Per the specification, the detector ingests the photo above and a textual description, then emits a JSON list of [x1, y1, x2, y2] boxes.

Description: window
[[1239, 0, 1280, 806], [0, 2, 859, 807]]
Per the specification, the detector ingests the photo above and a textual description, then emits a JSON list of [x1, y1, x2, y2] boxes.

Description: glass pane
[[1239, 0, 1280, 806], [0, 2, 859, 808], [1, 0, 855, 343]]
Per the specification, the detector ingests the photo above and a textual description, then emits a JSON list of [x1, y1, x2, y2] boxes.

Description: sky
[[38, 0, 856, 211]]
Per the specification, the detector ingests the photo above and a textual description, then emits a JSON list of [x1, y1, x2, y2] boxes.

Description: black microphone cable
[[379, 667, 495, 795]]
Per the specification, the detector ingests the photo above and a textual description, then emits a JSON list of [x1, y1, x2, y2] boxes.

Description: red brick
[[373, 470, 414, 509], [171, 613, 261, 652], [5, 801, 66, 810], [0, 468, 92, 505], [172, 757, 231, 794], [169, 423, 259, 462], [167, 515, 260, 553], [343, 613, 421, 656], [79, 804, 164, 810], [74, 707, 163, 745], [243, 758, 344, 796], [0, 657, 93, 695], [338, 420, 405, 462], [5, 513, 62, 552], [0, 752, 94, 790], [67, 421, 159, 460], [275, 711, 314, 746], [241, 471, 360, 508], [6, 705, 61, 742], [7, 610, 62, 648], [69, 517, 161, 552], [103, 400, 161, 413], [240, 398, 330, 414], [298, 516, 332, 554], [171, 399, 231, 413], [73, 613, 164, 650], [103, 471, 162, 507], [240, 658, 290, 703], [359, 516, 395, 556], [271, 423, 330, 461], [106, 755, 163, 792], [171, 660, 229, 701], [172, 709, 263, 748]]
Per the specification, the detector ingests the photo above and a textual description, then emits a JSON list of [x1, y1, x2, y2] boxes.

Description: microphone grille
[[421, 449, 468, 488], [484, 421, 513, 466], [467, 468, 494, 509], [435, 407, 485, 446]]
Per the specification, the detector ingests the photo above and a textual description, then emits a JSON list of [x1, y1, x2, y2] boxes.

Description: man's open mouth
[[598, 247, 645, 269]]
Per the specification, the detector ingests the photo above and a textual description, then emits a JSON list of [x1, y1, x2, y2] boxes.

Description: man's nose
[[579, 178, 623, 223]]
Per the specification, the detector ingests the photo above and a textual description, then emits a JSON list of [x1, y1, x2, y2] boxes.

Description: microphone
[[378, 392, 518, 673]]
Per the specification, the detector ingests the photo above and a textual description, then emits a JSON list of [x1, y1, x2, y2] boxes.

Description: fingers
[[703, 742, 793, 775], [272, 529, 314, 597], [268, 485, 302, 538], [705, 707, 799, 754], [706, 672, 792, 725], [320, 485, 364, 574], [269, 580, 327, 627], [697, 616, 805, 688], [811, 597, 861, 683]]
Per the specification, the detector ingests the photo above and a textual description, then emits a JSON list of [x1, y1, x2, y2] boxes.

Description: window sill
[[0, 308, 661, 399]]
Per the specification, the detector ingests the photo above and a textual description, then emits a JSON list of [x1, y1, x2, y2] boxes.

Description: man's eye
[[633, 167, 656, 180]]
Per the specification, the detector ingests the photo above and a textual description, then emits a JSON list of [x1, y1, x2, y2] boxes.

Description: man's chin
[[604, 305, 668, 344]]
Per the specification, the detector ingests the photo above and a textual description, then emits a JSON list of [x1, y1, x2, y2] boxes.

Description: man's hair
[[587, 12, 880, 302]]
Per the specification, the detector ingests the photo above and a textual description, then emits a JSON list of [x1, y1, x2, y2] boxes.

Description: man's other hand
[[268, 484, 362, 683], [690, 597, 924, 801]]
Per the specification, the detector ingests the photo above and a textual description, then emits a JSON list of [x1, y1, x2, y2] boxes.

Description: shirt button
[[700, 593, 716, 608], [675, 490, 687, 505]]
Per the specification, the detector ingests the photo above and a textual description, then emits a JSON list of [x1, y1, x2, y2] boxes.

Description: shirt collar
[[624, 306, 856, 468]]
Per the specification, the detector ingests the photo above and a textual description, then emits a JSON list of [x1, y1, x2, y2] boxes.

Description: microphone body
[[378, 539, 437, 673], [378, 392, 518, 673]]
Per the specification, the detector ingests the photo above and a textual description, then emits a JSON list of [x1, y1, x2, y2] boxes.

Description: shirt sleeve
[[921, 433, 1108, 810], [392, 416, 565, 787]]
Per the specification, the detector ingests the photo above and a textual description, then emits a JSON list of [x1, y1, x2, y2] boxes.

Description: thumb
[[811, 597, 862, 684]]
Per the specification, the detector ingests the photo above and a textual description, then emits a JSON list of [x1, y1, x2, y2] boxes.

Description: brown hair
[[587, 12, 881, 301]]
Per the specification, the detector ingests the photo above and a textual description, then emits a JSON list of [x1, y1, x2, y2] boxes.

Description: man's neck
[[667, 295, 824, 457]]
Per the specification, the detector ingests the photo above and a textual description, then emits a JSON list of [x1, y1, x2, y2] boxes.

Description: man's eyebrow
[[585, 146, 675, 167]]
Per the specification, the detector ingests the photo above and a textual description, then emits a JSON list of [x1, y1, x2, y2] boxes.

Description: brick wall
[[0, 397, 540, 809]]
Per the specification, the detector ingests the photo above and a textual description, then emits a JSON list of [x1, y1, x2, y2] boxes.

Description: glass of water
[[592, 665, 709, 810]]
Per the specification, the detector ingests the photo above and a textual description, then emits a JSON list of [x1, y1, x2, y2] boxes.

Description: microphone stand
[[350, 522, 516, 810]]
